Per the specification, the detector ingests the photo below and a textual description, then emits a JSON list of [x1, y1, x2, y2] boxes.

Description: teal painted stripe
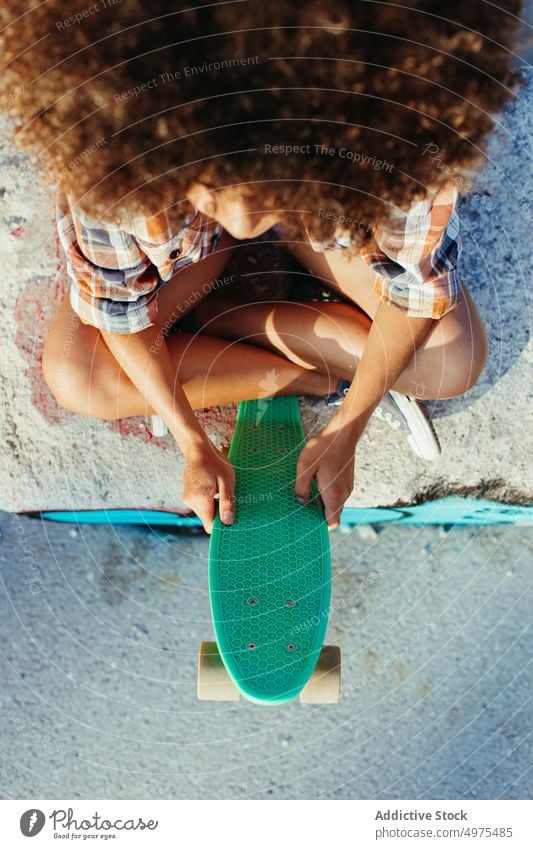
[[341, 497, 532, 525], [40, 510, 201, 526], [38, 496, 532, 527]]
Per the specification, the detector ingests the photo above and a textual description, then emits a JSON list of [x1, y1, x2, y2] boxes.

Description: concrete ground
[[1, 65, 532, 512], [0, 511, 531, 800], [1, 5, 531, 805]]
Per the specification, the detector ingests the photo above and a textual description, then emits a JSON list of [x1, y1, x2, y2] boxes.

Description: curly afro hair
[[1, 0, 523, 245]]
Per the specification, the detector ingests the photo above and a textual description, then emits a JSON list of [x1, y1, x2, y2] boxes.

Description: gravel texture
[[0, 512, 531, 800]]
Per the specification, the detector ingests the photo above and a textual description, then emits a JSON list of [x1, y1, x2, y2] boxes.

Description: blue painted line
[[39, 510, 202, 526], [342, 497, 532, 526], [38, 496, 532, 527]]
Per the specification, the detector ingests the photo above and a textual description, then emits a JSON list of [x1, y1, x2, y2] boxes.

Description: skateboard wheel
[[197, 641, 241, 701], [299, 645, 341, 704]]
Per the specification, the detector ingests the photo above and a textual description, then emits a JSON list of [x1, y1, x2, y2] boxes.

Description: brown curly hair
[[1, 0, 523, 245]]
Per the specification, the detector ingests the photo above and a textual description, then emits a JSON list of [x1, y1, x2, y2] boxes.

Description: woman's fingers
[[183, 482, 217, 534], [294, 444, 317, 504], [295, 427, 357, 530], [197, 498, 216, 535], [217, 467, 236, 525], [182, 444, 236, 534], [317, 483, 343, 531]]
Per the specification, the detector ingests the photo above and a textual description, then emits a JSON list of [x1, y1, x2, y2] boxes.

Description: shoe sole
[[389, 391, 441, 461]]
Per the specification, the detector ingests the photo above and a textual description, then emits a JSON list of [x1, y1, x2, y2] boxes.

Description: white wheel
[[300, 645, 341, 704], [197, 641, 241, 701]]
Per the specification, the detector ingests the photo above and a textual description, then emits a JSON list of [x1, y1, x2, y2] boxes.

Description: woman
[[1, 1, 521, 531]]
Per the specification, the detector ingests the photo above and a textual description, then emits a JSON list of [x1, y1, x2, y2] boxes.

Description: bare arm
[[334, 301, 433, 428], [101, 324, 235, 533], [295, 301, 434, 528]]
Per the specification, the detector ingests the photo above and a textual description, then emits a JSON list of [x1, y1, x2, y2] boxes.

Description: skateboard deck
[[202, 395, 337, 705]]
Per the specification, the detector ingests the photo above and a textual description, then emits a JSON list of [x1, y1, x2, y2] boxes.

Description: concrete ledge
[[1, 72, 531, 512]]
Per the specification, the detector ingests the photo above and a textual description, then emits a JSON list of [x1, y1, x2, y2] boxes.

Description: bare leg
[[197, 297, 367, 379], [43, 294, 332, 419], [196, 242, 488, 400]]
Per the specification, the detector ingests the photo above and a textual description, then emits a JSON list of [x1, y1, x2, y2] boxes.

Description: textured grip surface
[[208, 396, 332, 704]]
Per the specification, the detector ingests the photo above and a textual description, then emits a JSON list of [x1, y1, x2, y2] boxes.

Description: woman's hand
[[182, 440, 235, 534], [99, 324, 236, 535], [295, 416, 362, 530]]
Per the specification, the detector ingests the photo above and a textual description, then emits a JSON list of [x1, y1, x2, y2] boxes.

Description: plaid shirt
[[56, 184, 461, 334], [56, 193, 224, 334], [307, 183, 462, 319]]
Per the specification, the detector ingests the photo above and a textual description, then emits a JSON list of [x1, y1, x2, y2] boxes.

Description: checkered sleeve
[[55, 194, 162, 334], [360, 184, 463, 319]]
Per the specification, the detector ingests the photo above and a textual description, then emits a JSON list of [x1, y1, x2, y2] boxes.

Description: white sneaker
[[373, 390, 441, 460], [325, 380, 441, 461], [149, 415, 168, 437]]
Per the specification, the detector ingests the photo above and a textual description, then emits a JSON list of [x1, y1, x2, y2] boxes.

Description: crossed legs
[[42, 233, 332, 419], [195, 239, 488, 401], [43, 232, 488, 419]]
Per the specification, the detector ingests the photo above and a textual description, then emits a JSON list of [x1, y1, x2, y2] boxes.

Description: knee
[[42, 340, 113, 418], [437, 319, 489, 399]]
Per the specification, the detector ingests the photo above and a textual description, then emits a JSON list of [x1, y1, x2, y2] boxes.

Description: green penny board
[[208, 396, 332, 705]]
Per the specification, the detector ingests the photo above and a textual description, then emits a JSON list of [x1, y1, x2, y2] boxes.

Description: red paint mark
[[15, 276, 68, 424], [11, 213, 172, 443], [14, 276, 170, 444], [200, 406, 235, 428], [11, 226, 24, 238], [13, 209, 229, 445], [14, 276, 233, 448], [12, 213, 168, 442], [111, 417, 169, 447], [15, 276, 171, 445]]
